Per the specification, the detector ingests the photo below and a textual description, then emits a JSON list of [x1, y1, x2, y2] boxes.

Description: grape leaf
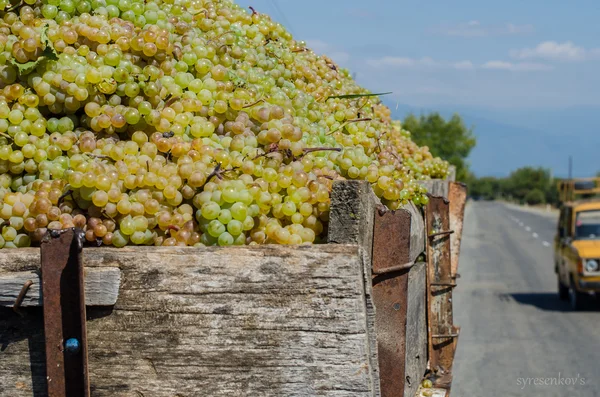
[[9, 24, 58, 76], [40, 24, 59, 61], [228, 70, 247, 88], [326, 92, 392, 100], [8, 59, 40, 75]]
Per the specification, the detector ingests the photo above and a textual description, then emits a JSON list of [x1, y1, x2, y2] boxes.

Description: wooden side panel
[[0, 245, 376, 397], [0, 268, 121, 307], [404, 262, 428, 397], [328, 180, 381, 397], [403, 203, 425, 264], [449, 182, 467, 275], [418, 180, 449, 199]]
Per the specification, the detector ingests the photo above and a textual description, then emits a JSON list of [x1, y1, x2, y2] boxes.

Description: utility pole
[[568, 155, 572, 179]]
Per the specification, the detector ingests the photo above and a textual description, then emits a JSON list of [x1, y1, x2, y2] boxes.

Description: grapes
[[0, 0, 448, 249]]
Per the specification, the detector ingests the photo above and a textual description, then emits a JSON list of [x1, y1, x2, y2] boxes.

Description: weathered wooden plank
[[403, 202, 425, 264], [0, 245, 377, 397], [404, 262, 427, 397], [448, 182, 467, 275], [328, 180, 381, 397], [328, 180, 378, 259], [445, 166, 456, 182], [419, 180, 449, 199], [0, 268, 121, 307]]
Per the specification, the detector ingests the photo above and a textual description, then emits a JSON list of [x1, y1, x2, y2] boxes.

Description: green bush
[[524, 188, 546, 205]]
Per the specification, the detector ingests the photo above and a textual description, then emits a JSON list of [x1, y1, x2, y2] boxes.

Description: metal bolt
[[393, 303, 401, 311], [64, 338, 80, 354]]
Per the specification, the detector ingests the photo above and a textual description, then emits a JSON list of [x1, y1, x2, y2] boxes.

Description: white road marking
[[532, 233, 538, 238], [525, 226, 531, 232], [542, 241, 551, 247]]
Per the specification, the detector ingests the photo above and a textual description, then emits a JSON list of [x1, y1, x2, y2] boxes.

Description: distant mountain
[[385, 101, 600, 178]]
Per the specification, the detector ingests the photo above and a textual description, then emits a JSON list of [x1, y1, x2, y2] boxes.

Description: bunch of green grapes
[[0, 0, 448, 248]]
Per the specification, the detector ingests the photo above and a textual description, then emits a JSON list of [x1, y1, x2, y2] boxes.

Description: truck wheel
[[558, 279, 569, 301], [569, 279, 586, 310]]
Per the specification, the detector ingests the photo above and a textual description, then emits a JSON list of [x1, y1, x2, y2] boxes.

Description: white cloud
[[366, 57, 549, 72], [329, 51, 350, 64], [366, 56, 437, 68], [510, 41, 599, 62], [306, 39, 329, 54], [482, 61, 553, 71], [506, 23, 534, 35], [437, 21, 534, 37], [305, 39, 350, 65], [453, 61, 475, 70]]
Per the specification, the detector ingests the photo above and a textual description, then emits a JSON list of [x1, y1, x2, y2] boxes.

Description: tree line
[[465, 168, 560, 206], [403, 111, 559, 206]]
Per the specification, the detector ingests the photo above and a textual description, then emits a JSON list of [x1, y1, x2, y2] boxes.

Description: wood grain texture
[[0, 268, 121, 307], [448, 183, 467, 276], [445, 166, 456, 182], [418, 181, 449, 199], [328, 180, 381, 397], [404, 262, 428, 397], [402, 203, 425, 264], [0, 245, 378, 397]]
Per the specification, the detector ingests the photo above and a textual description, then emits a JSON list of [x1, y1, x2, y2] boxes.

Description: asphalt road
[[452, 201, 600, 397]]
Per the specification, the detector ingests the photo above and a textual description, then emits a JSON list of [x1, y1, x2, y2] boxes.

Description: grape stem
[[5, 0, 23, 12], [252, 143, 279, 160], [356, 97, 371, 117], [207, 30, 236, 45], [201, 162, 239, 188], [84, 153, 109, 159], [101, 210, 115, 222], [161, 96, 180, 109], [57, 189, 74, 206], [173, 45, 183, 61], [302, 147, 342, 154], [317, 175, 335, 181], [385, 150, 402, 164], [242, 97, 264, 109], [249, 6, 258, 15], [297, 147, 342, 161], [166, 225, 180, 236], [327, 118, 372, 135]]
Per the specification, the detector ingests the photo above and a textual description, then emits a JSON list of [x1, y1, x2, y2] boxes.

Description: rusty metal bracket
[[428, 230, 454, 238], [41, 228, 90, 397], [12, 279, 33, 317], [430, 282, 457, 288], [431, 333, 460, 339], [425, 196, 458, 373], [372, 261, 414, 275]]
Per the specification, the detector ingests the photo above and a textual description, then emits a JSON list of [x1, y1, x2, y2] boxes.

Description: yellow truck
[[555, 178, 600, 309]]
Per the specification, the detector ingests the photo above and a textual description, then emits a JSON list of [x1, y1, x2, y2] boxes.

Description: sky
[[234, 0, 600, 177], [235, 0, 600, 109]]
